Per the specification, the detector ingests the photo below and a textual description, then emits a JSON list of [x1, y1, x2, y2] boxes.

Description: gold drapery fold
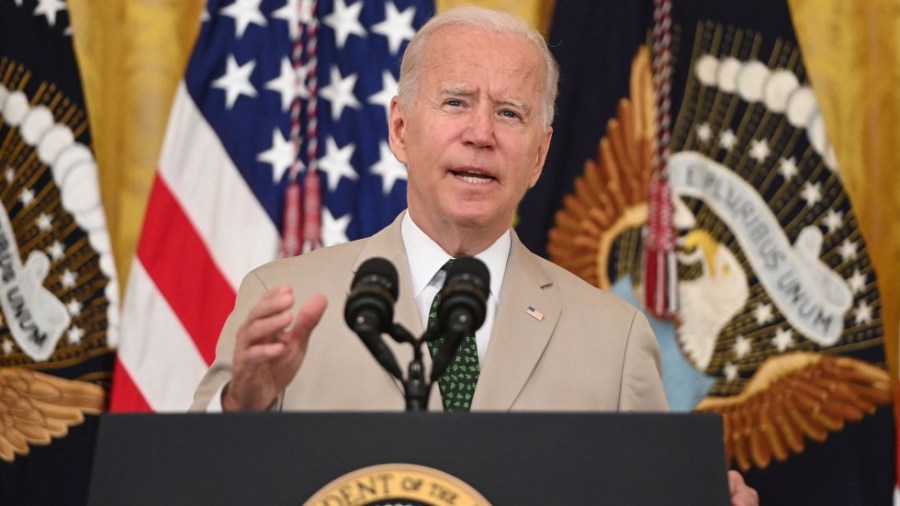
[[68, 0, 204, 291], [788, 0, 900, 380]]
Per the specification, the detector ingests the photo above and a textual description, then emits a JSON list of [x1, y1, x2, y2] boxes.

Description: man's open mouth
[[451, 169, 494, 185]]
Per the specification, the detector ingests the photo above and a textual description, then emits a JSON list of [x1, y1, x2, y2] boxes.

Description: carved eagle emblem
[[547, 44, 893, 471]]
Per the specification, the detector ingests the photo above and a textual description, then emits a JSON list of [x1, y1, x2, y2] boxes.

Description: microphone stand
[[386, 324, 442, 411], [351, 321, 467, 411], [385, 322, 469, 411]]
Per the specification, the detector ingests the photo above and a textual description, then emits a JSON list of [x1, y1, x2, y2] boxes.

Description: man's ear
[[529, 127, 553, 188], [388, 97, 409, 164]]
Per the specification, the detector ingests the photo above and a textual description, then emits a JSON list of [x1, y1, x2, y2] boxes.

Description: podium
[[88, 412, 730, 505]]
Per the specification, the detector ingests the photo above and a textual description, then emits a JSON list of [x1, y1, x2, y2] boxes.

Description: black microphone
[[437, 257, 490, 336], [344, 257, 403, 379], [430, 257, 490, 381]]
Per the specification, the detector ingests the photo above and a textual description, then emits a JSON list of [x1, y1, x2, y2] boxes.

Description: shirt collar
[[401, 211, 510, 302]]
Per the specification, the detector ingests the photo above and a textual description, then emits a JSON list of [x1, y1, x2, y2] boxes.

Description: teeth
[[455, 172, 492, 184]]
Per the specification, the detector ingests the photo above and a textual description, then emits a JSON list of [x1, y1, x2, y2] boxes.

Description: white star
[[67, 326, 85, 344], [1, 339, 13, 355], [257, 128, 296, 183], [34, 0, 67, 27], [771, 327, 794, 352], [838, 239, 858, 261], [212, 55, 257, 109], [265, 58, 309, 112], [14, 0, 24, 7], [371, 1, 417, 54], [733, 335, 752, 359], [370, 141, 407, 194], [5, 168, 14, 183], [752, 303, 774, 325], [66, 299, 82, 317], [847, 268, 866, 294], [20, 188, 34, 207], [323, 0, 366, 49], [36, 213, 53, 231], [220, 0, 267, 38], [318, 137, 358, 191], [719, 129, 737, 151], [273, 0, 314, 40], [695, 123, 712, 142], [778, 157, 799, 181], [47, 241, 64, 261], [60, 269, 77, 289], [321, 207, 351, 247], [265, 58, 296, 112], [368, 70, 398, 116], [749, 138, 770, 162], [320, 66, 361, 120], [800, 182, 822, 208], [201, 2, 210, 22], [822, 208, 843, 235], [853, 300, 873, 324], [723, 362, 739, 382]]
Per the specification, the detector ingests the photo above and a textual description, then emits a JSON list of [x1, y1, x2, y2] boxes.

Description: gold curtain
[[68, 0, 204, 293], [788, 0, 900, 380]]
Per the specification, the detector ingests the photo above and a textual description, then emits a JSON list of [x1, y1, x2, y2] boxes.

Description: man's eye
[[500, 110, 520, 119], [446, 99, 463, 107]]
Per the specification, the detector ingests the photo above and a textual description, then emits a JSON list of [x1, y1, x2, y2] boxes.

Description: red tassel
[[280, 179, 303, 258], [302, 169, 322, 252], [643, 174, 677, 318]]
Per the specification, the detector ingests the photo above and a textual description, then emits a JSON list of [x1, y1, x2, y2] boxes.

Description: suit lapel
[[472, 233, 560, 411]]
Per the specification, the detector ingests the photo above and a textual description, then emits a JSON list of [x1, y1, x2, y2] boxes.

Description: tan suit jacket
[[192, 213, 668, 412]]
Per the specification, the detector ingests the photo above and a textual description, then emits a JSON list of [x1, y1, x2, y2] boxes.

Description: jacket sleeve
[[618, 308, 670, 412]]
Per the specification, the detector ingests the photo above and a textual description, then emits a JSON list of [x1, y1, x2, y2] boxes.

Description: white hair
[[397, 6, 559, 130]]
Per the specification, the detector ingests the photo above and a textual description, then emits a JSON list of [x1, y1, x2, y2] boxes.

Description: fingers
[[728, 470, 759, 506], [226, 288, 328, 411], [286, 293, 328, 349], [240, 285, 295, 347], [247, 293, 328, 363]]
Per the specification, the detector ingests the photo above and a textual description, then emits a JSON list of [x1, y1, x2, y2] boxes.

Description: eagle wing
[[548, 47, 655, 289], [0, 367, 106, 462], [696, 352, 893, 471]]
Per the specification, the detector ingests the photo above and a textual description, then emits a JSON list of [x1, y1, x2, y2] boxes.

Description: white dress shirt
[[400, 212, 510, 365]]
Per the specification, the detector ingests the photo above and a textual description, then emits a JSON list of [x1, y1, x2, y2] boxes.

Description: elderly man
[[192, 6, 756, 505]]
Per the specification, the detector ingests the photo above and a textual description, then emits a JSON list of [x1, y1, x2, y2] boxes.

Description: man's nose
[[461, 106, 496, 148]]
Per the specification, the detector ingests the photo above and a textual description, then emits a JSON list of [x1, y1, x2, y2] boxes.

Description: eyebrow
[[439, 86, 473, 98]]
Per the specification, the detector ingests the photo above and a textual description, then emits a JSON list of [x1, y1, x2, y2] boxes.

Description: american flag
[[111, 0, 433, 412]]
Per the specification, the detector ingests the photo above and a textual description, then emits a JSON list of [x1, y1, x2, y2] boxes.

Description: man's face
[[389, 25, 552, 246]]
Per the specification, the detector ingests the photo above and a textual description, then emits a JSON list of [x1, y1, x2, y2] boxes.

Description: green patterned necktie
[[426, 260, 480, 412]]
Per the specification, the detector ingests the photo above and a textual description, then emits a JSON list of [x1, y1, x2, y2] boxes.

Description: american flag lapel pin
[[526, 306, 544, 321]]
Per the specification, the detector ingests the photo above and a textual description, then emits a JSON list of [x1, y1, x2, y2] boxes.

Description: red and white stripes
[[111, 84, 279, 412]]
